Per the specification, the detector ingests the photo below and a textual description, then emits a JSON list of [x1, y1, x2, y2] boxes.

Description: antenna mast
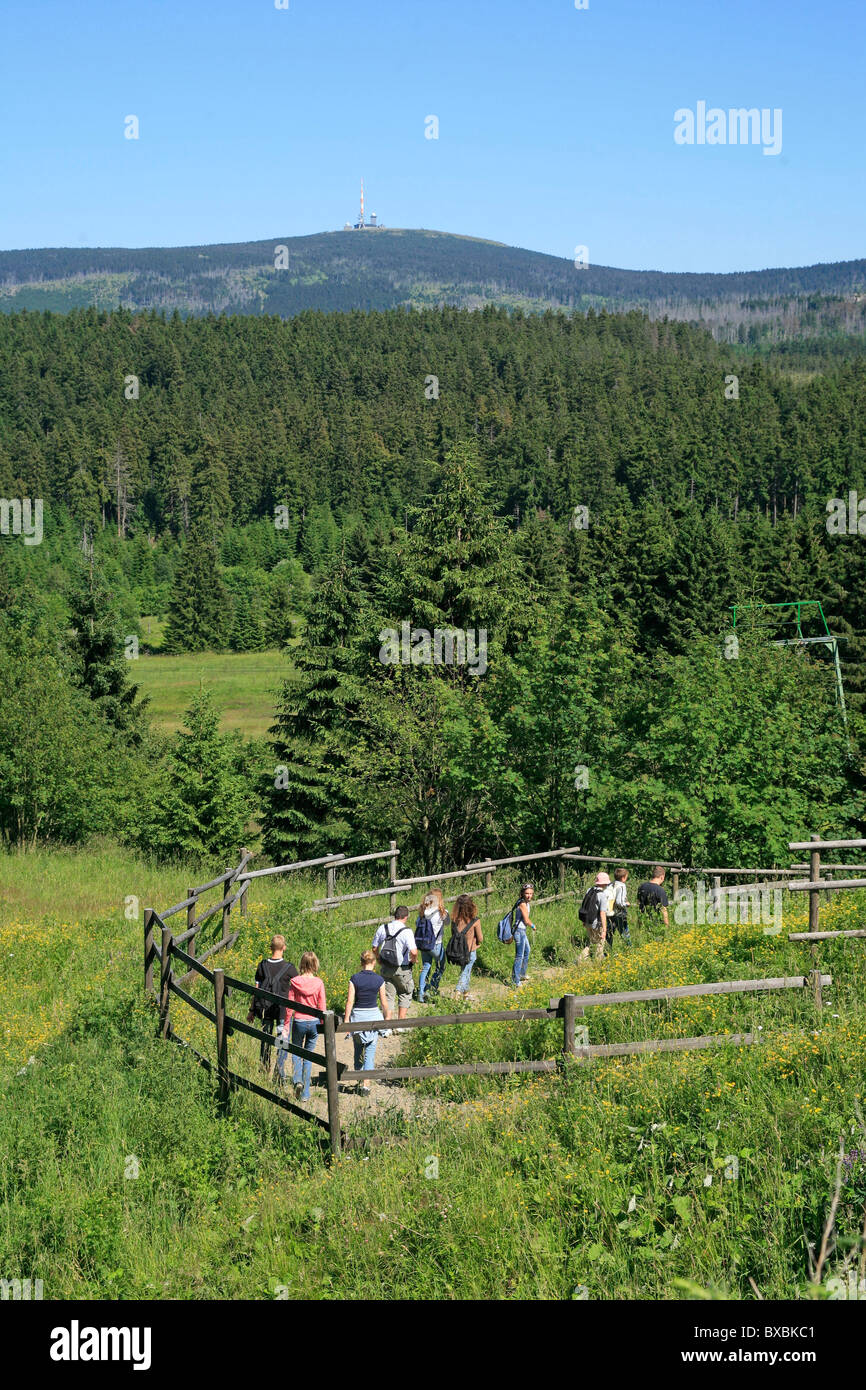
[[359, 177, 365, 228]]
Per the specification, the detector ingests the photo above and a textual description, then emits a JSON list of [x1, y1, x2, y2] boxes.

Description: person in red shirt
[[278, 952, 327, 1100]]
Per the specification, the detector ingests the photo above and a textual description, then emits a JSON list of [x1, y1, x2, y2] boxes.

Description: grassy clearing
[[1, 845, 865, 1299], [132, 649, 296, 736]]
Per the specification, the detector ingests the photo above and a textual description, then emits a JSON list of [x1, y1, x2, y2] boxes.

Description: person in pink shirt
[[277, 951, 326, 1100]]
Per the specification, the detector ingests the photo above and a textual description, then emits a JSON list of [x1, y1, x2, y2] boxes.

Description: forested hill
[[2, 303, 865, 721], [2, 301, 865, 850], [4, 304, 866, 524], [2, 229, 865, 361]]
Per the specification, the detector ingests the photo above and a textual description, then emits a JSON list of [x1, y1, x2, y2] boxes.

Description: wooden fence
[[786, 834, 866, 960], [140, 836, 854, 1157], [335, 972, 830, 1080], [143, 896, 830, 1152]]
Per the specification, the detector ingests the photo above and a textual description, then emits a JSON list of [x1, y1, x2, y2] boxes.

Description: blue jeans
[[290, 1017, 319, 1098], [351, 1006, 383, 1073], [418, 940, 446, 999], [512, 927, 531, 985], [456, 949, 477, 994]]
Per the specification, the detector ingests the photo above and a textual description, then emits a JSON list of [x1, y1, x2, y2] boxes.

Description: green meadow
[[1, 845, 864, 1301], [133, 649, 295, 737]]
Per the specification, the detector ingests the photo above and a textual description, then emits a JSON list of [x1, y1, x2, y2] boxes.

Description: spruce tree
[[132, 690, 253, 861], [162, 523, 231, 652], [67, 558, 149, 740], [261, 562, 368, 862]]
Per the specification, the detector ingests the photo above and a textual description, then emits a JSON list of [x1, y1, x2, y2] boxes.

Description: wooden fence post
[[672, 871, 680, 901], [809, 834, 821, 938], [562, 994, 578, 1056], [143, 908, 155, 994], [558, 855, 566, 897], [222, 866, 233, 938], [810, 968, 824, 1011], [213, 968, 230, 1113], [389, 839, 398, 917], [712, 874, 722, 915], [485, 857, 494, 903], [187, 888, 197, 959], [240, 849, 249, 917], [326, 860, 338, 910], [323, 1010, 341, 1157], [159, 925, 173, 1038]]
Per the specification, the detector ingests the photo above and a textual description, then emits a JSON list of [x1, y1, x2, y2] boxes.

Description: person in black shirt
[[248, 934, 298, 1073], [637, 868, 670, 927]]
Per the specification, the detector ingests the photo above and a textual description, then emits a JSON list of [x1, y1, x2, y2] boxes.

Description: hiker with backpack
[[277, 951, 327, 1100], [415, 888, 450, 1002], [578, 872, 611, 962], [511, 882, 536, 988], [248, 935, 298, 1073], [372, 906, 418, 1026], [446, 893, 483, 998], [344, 949, 392, 1095]]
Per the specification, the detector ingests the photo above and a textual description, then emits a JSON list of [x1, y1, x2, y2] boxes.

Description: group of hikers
[[577, 865, 670, 960], [247, 868, 672, 1099]]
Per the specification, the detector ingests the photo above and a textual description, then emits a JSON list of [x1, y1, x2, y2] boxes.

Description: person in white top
[[609, 867, 632, 948], [415, 888, 449, 1002], [580, 872, 611, 962], [372, 906, 418, 1025]]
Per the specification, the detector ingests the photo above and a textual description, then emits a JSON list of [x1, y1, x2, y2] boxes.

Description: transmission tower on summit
[[343, 179, 384, 230]]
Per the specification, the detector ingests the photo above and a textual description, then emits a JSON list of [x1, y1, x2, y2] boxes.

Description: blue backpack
[[497, 901, 521, 944], [415, 911, 448, 952]]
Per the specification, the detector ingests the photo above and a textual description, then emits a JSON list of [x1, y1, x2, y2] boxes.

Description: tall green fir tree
[[162, 523, 231, 653], [131, 690, 254, 861], [67, 558, 149, 741], [261, 562, 369, 862]]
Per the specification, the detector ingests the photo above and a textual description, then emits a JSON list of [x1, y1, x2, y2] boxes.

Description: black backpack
[[378, 922, 402, 969], [446, 919, 475, 967], [578, 887, 603, 926], [254, 959, 295, 1021]]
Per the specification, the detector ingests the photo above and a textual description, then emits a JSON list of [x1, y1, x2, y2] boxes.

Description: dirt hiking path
[[296, 964, 572, 1131]]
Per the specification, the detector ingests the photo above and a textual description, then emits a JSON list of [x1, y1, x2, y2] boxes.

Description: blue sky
[[0, 0, 862, 271]]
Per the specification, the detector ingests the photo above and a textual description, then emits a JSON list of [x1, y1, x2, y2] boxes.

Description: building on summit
[[343, 179, 384, 230]]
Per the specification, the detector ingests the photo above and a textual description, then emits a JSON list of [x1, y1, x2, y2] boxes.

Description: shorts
[[380, 964, 414, 1010], [586, 921, 606, 945]]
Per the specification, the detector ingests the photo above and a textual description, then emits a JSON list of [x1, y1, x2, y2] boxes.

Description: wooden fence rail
[[221, 971, 326, 1020], [561, 852, 683, 869], [788, 838, 866, 852], [788, 930, 866, 942], [789, 863, 866, 873], [332, 974, 828, 1081], [786, 831, 866, 940], [141, 838, 843, 1157], [464, 845, 582, 870]]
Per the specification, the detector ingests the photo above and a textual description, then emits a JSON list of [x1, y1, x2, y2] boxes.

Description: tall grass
[[1, 845, 864, 1299]]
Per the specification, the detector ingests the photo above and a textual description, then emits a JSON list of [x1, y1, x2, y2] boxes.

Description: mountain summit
[[1, 228, 864, 354]]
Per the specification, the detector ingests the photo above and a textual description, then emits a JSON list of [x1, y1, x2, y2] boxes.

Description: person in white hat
[[579, 871, 612, 962]]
